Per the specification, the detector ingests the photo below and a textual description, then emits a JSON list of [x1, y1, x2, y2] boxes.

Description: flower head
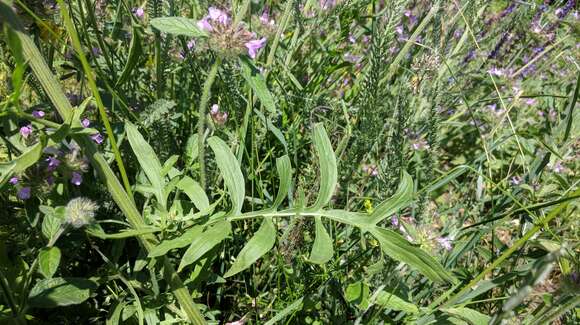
[[46, 156, 61, 171], [65, 197, 98, 228], [17, 187, 31, 200], [71, 172, 83, 186], [245, 37, 267, 59], [32, 110, 45, 118], [436, 237, 453, 251], [134, 7, 144, 18], [20, 125, 32, 138], [197, 18, 213, 32], [81, 118, 90, 128], [208, 7, 230, 25], [9, 176, 19, 185], [91, 132, 104, 144]]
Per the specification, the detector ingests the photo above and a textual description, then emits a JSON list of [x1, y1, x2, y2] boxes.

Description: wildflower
[[510, 176, 522, 186], [197, 18, 213, 32], [344, 53, 361, 63], [46, 156, 61, 171], [133, 7, 144, 18], [259, 9, 275, 26], [17, 187, 31, 200], [488, 67, 504, 77], [210, 104, 219, 114], [319, 0, 336, 10], [9, 176, 19, 185], [71, 172, 83, 186], [551, 161, 565, 173], [411, 138, 429, 151], [81, 118, 90, 128], [525, 98, 537, 106], [208, 7, 230, 25], [32, 110, 45, 118], [391, 215, 399, 227], [436, 237, 453, 251], [20, 125, 32, 138], [245, 38, 267, 59], [64, 197, 98, 228], [91, 132, 104, 144], [362, 164, 378, 176], [187, 39, 196, 50], [348, 34, 356, 43], [92, 47, 102, 57], [395, 25, 404, 35]]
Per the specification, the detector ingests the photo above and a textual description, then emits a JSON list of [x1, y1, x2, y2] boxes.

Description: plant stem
[[197, 57, 221, 190]]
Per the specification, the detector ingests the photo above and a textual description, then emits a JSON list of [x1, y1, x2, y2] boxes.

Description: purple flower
[[208, 7, 230, 25], [552, 161, 565, 173], [197, 18, 213, 32], [46, 176, 55, 185], [187, 39, 196, 50], [133, 7, 144, 18], [395, 25, 404, 35], [436, 237, 453, 251], [344, 53, 361, 63], [488, 67, 504, 77], [91, 132, 104, 144], [510, 176, 522, 185], [81, 118, 90, 128], [46, 156, 61, 171], [525, 98, 537, 106], [92, 47, 102, 57], [9, 176, 19, 185], [245, 38, 267, 59], [210, 104, 219, 114], [20, 125, 32, 138], [391, 215, 399, 227], [18, 187, 31, 200], [32, 110, 45, 118], [71, 172, 83, 186]]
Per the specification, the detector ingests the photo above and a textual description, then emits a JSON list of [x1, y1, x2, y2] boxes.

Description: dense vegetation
[[0, 0, 578, 324]]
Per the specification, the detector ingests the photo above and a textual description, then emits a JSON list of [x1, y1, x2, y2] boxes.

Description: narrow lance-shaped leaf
[[309, 217, 333, 264], [178, 221, 231, 272], [224, 218, 276, 278], [375, 290, 420, 314], [370, 171, 413, 224], [442, 307, 491, 325], [177, 176, 210, 212], [126, 122, 164, 204], [150, 17, 208, 38], [148, 225, 202, 258], [309, 123, 337, 211], [370, 227, 456, 283], [272, 155, 292, 209], [208, 137, 245, 216], [239, 57, 276, 114]]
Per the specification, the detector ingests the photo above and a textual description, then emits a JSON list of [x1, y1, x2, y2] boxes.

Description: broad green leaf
[[345, 281, 370, 309], [240, 57, 276, 114], [309, 123, 337, 211], [272, 155, 292, 209], [184, 134, 199, 168], [161, 155, 179, 177], [0, 140, 45, 186], [178, 221, 231, 272], [28, 277, 97, 308], [309, 217, 333, 264], [126, 122, 164, 203], [41, 206, 65, 242], [442, 307, 490, 325], [370, 171, 414, 224], [149, 225, 202, 258], [177, 176, 210, 212], [38, 247, 61, 279], [375, 290, 419, 314], [224, 218, 276, 278], [150, 17, 208, 38], [370, 227, 456, 283], [264, 297, 304, 325], [208, 137, 245, 215]]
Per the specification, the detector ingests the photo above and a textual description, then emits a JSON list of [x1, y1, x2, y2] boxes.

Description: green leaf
[[115, 24, 142, 87], [345, 281, 370, 309], [370, 171, 414, 224], [308, 217, 333, 264], [150, 17, 208, 37], [375, 290, 419, 314], [28, 277, 97, 308], [208, 136, 245, 215], [86, 225, 160, 239], [184, 134, 199, 168], [264, 297, 304, 325], [38, 247, 61, 279], [0, 140, 45, 186], [254, 109, 288, 152], [126, 121, 164, 204], [240, 57, 276, 114], [309, 123, 337, 211], [41, 206, 65, 242], [224, 218, 276, 278], [161, 155, 179, 177], [149, 226, 202, 257], [178, 221, 231, 272], [272, 155, 292, 209], [370, 227, 456, 283], [442, 307, 490, 325], [176, 176, 210, 212]]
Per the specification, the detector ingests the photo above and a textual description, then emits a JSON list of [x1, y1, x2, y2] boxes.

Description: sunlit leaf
[[28, 277, 97, 308], [178, 221, 231, 272], [309, 217, 333, 264], [150, 17, 208, 37], [177, 176, 210, 212], [272, 155, 292, 209], [38, 247, 61, 279], [309, 123, 337, 211], [370, 171, 413, 224], [149, 225, 202, 258], [208, 136, 245, 215], [375, 290, 419, 314]]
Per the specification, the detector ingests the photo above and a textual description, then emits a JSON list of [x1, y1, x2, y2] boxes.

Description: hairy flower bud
[[65, 197, 98, 228]]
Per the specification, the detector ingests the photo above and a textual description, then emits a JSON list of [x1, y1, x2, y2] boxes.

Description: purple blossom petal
[[245, 38, 267, 59], [32, 110, 45, 118], [18, 187, 31, 200], [81, 118, 91, 128], [197, 18, 213, 31], [20, 125, 32, 138], [9, 176, 19, 185], [71, 172, 83, 186], [91, 132, 104, 144], [208, 7, 230, 24]]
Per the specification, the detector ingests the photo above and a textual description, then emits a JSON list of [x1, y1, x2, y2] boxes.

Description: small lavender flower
[[208, 7, 230, 25], [133, 7, 144, 18], [525, 98, 537, 106], [436, 237, 453, 251], [46, 156, 61, 171], [488, 67, 504, 77], [411, 138, 429, 151], [9, 176, 19, 185], [187, 39, 196, 50], [391, 215, 399, 227], [551, 161, 565, 173], [91, 132, 104, 144], [197, 18, 213, 32], [17, 187, 31, 200], [20, 125, 32, 138], [71, 172, 83, 186], [81, 118, 90, 128], [92, 47, 102, 57], [210, 104, 219, 114], [510, 176, 522, 186], [245, 38, 267, 59], [32, 110, 45, 118]]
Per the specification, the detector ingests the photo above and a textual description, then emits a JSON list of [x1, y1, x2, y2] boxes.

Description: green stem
[[197, 58, 221, 190], [56, 0, 134, 201]]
